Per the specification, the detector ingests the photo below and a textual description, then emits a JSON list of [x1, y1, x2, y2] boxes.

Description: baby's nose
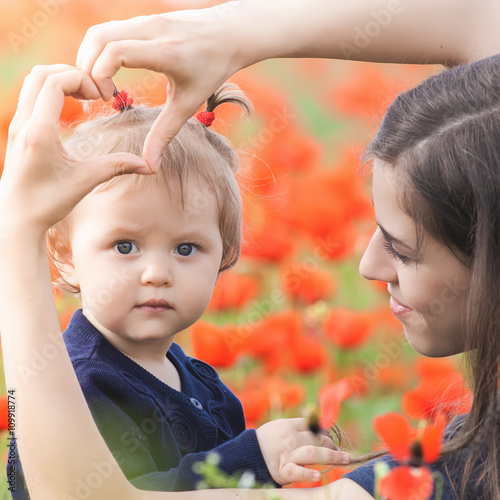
[[140, 253, 173, 286]]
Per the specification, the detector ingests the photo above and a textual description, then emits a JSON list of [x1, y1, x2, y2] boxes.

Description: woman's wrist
[[0, 212, 47, 246], [217, 0, 303, 70], [0, 231, 47, 268], [0, 212, 47, 261]]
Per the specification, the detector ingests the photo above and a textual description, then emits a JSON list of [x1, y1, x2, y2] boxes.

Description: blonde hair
[[48, 84, 251, 294]]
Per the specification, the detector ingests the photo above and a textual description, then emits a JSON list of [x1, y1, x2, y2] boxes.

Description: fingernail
[[147, 157, 160, 174], [342, 453, 350, 464], [312, 471, 320, 481], [136, 166, 153, 175]]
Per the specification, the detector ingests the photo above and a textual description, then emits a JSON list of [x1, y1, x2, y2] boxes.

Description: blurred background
[[0, 0, 470, 494]]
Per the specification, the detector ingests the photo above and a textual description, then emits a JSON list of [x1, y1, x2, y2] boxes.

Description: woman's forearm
[[0, 229, 137, 499], [222, 0, 500, 68]]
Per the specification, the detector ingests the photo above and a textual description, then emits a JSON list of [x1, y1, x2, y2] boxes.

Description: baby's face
[[66, 177, 223, 358]]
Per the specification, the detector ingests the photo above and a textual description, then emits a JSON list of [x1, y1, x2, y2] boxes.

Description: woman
[[2, 1, 500, 498]]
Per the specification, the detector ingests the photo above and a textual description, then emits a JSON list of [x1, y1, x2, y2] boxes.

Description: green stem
[[373, 461, 390, 500], [432, 471, 444, 500]]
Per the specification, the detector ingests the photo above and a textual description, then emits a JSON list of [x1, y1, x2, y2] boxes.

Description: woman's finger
[[90, 40, 171, 100], [13, 64, 76, 127], [77, 16, 154, 74], [30, 70, 100, 130], [75, 152, 150, 195], [143, 92, 209, 170]]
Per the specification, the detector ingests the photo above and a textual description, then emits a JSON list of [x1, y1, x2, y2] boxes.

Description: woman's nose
[[140, 252, 173, 287], [359, 229, 398, 284]]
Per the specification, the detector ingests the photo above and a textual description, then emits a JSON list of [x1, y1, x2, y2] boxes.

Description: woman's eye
[[114, 241, 138, 255], [175, 243, 198, 257], [383, 241, 409, 264]]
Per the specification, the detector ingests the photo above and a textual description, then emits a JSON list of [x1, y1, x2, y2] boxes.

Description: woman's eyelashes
[[382, 240, 410, 263]]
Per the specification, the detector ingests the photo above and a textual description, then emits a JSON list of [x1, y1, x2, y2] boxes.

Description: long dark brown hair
[[361, 55, 500, 499]]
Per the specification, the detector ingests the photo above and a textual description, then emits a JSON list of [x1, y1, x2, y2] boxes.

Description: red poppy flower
[[208, 272, 260, 312], [326, 65, 401, 123], [189, 321, 239, 368], [402, 372, 472, 421], [280, 261, 336, 305], [242, 310, 301, 363], [377, 363, 411, 391], [371, 279, 390, 294], [242, 310, 329, 374], [237, 386, 271, 426], [0, 395, 8, 431], [373, 412, 446, 464], [235, 375, 306, 426], [373, 412, 446, 500], [234, 72, 291, 121], [285, 167, 369, 252], [323, 308, 374, 349], [260, 376, 306, 409], [319, 378, 353, 429], [290, 335, 327, 373], [256, 126, 322, 184], [373, 307, 404, 337], [379, 465, 433, 500], [346, 367, 369, 396], [60, 96, 84, 127], [241, 199, 296, 262], [415, 357, 459, 379]]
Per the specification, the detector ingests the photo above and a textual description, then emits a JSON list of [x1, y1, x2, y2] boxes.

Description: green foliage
[[193, 453, 274, 492]]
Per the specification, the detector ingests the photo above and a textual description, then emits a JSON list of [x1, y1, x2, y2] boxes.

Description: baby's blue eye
[[115, 241, 138, 255], [175, 244, 198, 256]]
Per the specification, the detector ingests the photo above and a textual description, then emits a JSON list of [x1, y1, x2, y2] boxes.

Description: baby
[[12, 84, 337, 498]]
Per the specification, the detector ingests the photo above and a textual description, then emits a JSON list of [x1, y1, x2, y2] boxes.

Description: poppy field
[[0, 1, 472, 499]]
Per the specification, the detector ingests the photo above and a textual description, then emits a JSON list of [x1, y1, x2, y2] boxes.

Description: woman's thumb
[[142, 98, 201, 172], [78, 152, 152, 191]]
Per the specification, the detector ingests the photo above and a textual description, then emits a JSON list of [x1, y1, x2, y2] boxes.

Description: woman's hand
[[1, 64, 149, 235], [76, 10, 240, 171]]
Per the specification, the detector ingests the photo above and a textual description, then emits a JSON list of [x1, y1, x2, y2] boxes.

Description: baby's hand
[[256, 417, 350, 485]]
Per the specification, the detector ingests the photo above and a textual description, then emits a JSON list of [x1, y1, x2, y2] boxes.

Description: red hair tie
[[112, 82, 134, 112], [196, 111, 215, 127]]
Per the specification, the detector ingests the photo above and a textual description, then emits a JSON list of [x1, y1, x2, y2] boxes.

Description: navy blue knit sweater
[[12, 309, 276, 498]]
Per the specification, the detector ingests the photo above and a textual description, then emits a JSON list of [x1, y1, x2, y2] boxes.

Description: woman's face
[[359, 160, 471, 357]]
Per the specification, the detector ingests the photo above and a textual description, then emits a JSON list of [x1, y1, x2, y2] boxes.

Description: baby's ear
[[47, 229, 79, 290]]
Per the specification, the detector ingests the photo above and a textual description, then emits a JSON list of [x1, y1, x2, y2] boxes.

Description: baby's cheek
[[190, 287, 215, 316]]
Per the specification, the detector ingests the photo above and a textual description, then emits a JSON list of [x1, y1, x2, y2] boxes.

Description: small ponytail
[[196, 83, 251, 128], [205, 82, 252, 117], [194, 83, 252, 174]]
